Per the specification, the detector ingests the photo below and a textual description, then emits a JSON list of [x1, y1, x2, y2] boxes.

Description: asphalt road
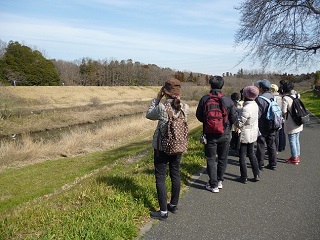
[[141, 114, 320, 240]]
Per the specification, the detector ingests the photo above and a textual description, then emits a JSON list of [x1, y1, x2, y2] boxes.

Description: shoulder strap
[[259, 95, 271, 103], [164, 103, 173, 118], [287, 95, 294, 101], [284, 95, 295, 117]]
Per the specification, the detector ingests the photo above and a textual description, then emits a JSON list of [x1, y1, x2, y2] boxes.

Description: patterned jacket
[[146, 98, 189, 150]]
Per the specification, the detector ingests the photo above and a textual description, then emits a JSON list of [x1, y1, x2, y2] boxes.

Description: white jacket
[[282, 92, 303, 134], [236, 100, 259, 144]]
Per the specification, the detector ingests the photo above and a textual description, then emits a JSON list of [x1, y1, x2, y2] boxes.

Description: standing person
[[270, 84, 286, 153], [196, 75, 237, 193], [146, 77, 189, 220], [281, 81, 303, 164], [255, 79, 278, 170], [278, 80, 286, 96], [230, 92, 243, 155], [236, 86, 260, 183]]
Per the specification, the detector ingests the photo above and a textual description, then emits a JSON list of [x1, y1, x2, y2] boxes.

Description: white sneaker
[[205, 182, 219, 193], [218, 181, 223, 189]]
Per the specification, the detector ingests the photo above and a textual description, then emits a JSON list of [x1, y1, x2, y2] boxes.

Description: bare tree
[[53, 60, 81, 85], [235, 0, 320, 71], [0, 39, 7, 58]]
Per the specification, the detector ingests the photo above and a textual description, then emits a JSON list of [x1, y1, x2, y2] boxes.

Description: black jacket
[[255, 91, 276, 135], [196, 89, 237, 136]]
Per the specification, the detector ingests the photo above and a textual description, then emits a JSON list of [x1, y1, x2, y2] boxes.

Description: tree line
[[0, 40, 319, 87], [0, 40, 206, 86]]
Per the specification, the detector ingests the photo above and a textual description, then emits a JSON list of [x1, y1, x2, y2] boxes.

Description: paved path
[[141, 114, 320, 240]]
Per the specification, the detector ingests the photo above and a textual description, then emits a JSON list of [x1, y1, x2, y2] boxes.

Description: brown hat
[[163, 78, 181, 97]]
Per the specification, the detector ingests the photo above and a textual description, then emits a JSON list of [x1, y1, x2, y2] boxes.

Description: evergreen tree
[[0, 41, 60, 86]]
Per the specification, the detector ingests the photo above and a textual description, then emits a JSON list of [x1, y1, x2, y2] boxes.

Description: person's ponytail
[[171, 96, 181, 111]]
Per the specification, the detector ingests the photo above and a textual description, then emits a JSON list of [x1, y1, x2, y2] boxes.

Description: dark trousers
[[154, 150, 181, 211], [275, 126, 286, 152], [278, 125, 286, 152], [230, 131, 240, 151], [275, 130, 279, 152], [205, 135, 229, 188], [256, 133, 277, 168], [239, 142, 259, 178]]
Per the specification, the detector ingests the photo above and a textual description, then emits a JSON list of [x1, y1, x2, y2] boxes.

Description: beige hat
[[270, 84, 279, 93]]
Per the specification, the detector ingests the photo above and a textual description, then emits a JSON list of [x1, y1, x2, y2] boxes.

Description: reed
[[0, 106, 200, 170]]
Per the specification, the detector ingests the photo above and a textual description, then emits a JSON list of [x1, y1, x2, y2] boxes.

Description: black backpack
[[287, 94, 309, 126]]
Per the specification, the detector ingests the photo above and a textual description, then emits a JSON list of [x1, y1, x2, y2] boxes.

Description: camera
[[199, 134, 207, 145]]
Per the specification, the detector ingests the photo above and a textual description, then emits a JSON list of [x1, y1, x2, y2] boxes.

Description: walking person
[[146, 77, 189, 220], [281, 81, 303, 164], [255, 79, 278, 170], [196, 75, 237, 192], [236, 86, 260, 183]]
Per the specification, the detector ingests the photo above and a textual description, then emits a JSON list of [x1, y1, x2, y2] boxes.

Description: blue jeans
[[154, 150, 181, 211], [288, 132, 300, 158]]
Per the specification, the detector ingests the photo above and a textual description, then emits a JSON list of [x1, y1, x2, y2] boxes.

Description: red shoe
[[290, 157, 299, 165], [297, 156, 300, 163]]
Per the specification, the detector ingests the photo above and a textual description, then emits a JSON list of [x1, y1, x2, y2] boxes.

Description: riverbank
[[0, 86, 160, 136], [0, 86, 202, 170]]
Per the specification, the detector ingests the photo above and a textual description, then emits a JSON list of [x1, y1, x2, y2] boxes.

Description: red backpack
[[204, 93, 228, 134]]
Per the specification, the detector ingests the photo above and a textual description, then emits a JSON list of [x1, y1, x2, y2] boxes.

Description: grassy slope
[[0, 127, 205, 240], [301, 90, 320, 118]]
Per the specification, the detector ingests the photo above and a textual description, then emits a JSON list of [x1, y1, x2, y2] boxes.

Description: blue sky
[[0, 0, 317, 75]]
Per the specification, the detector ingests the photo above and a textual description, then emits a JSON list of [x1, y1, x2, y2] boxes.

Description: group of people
[[146, 76, 304, 220]]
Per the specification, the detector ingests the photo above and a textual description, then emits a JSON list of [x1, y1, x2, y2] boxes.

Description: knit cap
[[243, 86, 259, 100]]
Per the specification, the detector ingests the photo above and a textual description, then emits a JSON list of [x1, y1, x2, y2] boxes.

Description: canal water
[[0, 112, 144, 144]]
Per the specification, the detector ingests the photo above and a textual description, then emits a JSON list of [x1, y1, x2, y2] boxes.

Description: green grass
[[301, 90, 320, 118], [0, 127, 205, 240]]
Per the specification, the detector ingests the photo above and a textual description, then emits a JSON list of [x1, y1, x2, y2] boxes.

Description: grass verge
[[301, 90, 320, 118], [0, 127, 205, 240]]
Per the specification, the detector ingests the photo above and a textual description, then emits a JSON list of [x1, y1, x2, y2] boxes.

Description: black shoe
[[167, 203, 178, 214], [266, 164, 276, 170], [150, 211, 168, 221], [259, 166, 264, 171], [237, 177, 247, 184]]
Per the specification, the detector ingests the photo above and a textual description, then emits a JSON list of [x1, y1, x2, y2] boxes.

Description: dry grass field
[[0, 85, 202, 170], [0, 78, 312, 170], [2, 86, 160, 109]]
